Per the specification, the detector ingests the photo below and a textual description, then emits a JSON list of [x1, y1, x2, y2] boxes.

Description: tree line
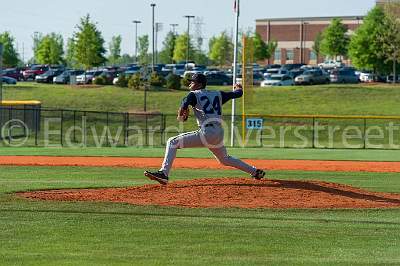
[[312, 3, 400, 78], [1, 4, 400, 75], [0, 14, 276, 70]]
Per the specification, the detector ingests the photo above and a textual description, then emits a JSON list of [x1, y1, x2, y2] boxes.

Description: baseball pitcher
[[145, 73, 265, 185]]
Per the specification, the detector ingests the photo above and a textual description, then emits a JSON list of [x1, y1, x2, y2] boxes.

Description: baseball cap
[[188, 73, 207, 86]]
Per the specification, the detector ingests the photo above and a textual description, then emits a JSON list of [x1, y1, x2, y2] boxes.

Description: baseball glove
[[177, 107, 189, 122]]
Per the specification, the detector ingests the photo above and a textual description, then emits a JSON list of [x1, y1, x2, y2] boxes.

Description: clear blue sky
[[0, 0, 376, 61]]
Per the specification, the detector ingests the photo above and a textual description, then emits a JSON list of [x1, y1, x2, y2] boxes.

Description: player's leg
[[145, 130, 205, 184], [160, 130, 204, 176], [209, 145, 265, 179]]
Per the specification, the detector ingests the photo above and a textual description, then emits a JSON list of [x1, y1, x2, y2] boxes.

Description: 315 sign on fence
[[246, 118, 263, 129]]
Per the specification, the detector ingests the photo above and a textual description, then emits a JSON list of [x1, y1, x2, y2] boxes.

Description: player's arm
[[177, 92, 197, 122], [220, 83, 243, 105]]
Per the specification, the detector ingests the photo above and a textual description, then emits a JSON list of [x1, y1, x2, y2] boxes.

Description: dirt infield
[[3, 156, 400, 173], [8, 155, 400, 209], [19, 178, 400, 209]]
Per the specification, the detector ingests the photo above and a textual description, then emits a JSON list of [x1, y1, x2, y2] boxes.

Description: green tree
[[137, 35, 150, 65], [312, 32, 323, 59], [193, 50, 209, 65], [32, 32, 43, 63], [74, 14, 106, 69], [65, 38, 77, 68], [108, 35, 122, 65], [320, 18, 350, 60], [173, 33, 195, 63], [35, 33, 64, 65], [348, 7, 390, 74], [208, 32, 233, 67], [0, 32, 19, 67], [379, 3, 400, 83], [266, 40, 277, 60], [159, 31, 177, 64], [116, 54, 135, 65], [253, 32, 269, 61]]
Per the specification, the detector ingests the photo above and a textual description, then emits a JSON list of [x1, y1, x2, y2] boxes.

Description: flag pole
[[230, 0, 240, 147]]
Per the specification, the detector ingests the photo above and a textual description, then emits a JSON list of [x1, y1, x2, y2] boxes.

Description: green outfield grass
[[4, 82, 400, 115], [2, 146, 400, 161], [1, 166, 400, 265]]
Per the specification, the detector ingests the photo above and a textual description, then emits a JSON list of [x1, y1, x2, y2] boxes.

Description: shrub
[[149, 72, 166, 87], [166, 74, 182, 90], [115, 75, 128, 87], [128, 73, 142, 90], [93, 75, 107, 85], [181, 73, 191, 88]]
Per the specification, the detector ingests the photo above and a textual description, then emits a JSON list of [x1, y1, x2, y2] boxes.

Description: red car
[[2, 68, 23, 81], [23, 65, 49, 81]]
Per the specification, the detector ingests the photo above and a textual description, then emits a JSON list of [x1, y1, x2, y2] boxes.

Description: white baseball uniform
[[160, 88, 257, 177]]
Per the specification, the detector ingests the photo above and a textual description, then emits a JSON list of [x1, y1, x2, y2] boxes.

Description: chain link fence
[[1, 106, 400, 149]]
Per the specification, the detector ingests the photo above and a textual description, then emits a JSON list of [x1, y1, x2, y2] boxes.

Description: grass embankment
[[4, 82, 400, 115], [1, 166, 400, 265]]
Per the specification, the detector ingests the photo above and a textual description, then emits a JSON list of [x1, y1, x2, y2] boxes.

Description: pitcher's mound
[[18, 178, 400, 209]]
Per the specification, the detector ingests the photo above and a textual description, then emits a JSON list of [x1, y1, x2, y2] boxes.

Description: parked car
[[263, 68, 289, 79], [112, 69, 140, 85], [264, 64, 281, 70], [384, 74, 400, 83], [282, 64, 305, 71], [35, 69, 64, 83], [53, 70, 85, 84], [93, 70, 119, 84], [173, 64, 186, 77], [22, 65, 49, 80], [205, 72, 232, 86], [330, 68, 359, 83], [288, 69, 304, 79], [2, 68, 23, 81], [318, 60, 344, 69], [1, 76, 17, 84], [261, 74, 294, 87], [76, 70, 104, 84], [295, 69, 330, 85], [236, 73, 264, 85]]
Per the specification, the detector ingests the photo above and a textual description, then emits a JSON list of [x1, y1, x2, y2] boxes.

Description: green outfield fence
[[2, 106, 400, 149]]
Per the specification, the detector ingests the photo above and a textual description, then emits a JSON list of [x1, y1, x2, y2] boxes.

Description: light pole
[[170, 23, 178, 34], [231, 0, 240, 147], [303, 22, 309, 64], [151, 3, 156, 72], [184, 15, 195, 66], [155, 22, 163, 64], [132, 20, 141, 64]]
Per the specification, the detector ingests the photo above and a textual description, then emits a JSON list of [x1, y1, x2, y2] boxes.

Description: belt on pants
[[202, 123, 220, 128]]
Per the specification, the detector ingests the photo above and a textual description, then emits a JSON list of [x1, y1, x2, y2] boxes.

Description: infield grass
[[2, 146, 400, 162], [0, 166, 400, 265]]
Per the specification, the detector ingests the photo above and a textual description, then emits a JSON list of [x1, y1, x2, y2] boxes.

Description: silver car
[[295, 69, 330, 85], [330, 68, 359, 84]]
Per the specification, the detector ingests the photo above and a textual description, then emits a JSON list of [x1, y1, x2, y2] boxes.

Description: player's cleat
[[144, 170, 169, 185], [252, 169, 265, 180]]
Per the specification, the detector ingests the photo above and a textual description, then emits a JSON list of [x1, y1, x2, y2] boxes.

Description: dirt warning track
[[2, 156, 400, 173]]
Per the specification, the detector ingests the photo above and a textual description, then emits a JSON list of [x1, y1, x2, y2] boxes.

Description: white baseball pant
[[160, 125, 257, 176]]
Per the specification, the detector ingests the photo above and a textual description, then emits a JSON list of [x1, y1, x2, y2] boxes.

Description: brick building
[[255, 16, 363, 65], [255, 0, 400, 66], [376, 0, 400, 7]]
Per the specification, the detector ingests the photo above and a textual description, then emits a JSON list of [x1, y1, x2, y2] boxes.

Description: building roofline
[[256, 15, 365, 23]]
